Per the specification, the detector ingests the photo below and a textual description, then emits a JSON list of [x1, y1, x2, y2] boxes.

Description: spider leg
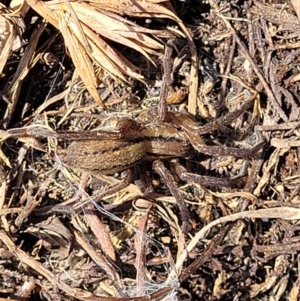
[[58, 118, 139, 141], [178, 117, 264, 158], [170, 94, 264, 158], [197, 92, 257, 135], [73, 170, 133, 208], [169, 90, 258, 136], [191, 140, 264, 158], [171, 160, 248, 188], [42, 170, 133, 218], [6, 118, 139, 141], [153, 160, 189, 233]]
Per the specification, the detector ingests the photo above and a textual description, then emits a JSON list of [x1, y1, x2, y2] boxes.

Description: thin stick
[[158, 41, 173, 122], [214, 7, 288, 121]]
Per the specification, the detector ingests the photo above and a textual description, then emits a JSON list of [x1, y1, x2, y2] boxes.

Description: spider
[[5, 46, 263, 233], [4, 80, 256, 233], [58, 89, 262, 230]]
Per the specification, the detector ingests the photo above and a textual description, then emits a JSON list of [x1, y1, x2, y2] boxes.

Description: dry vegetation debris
[[0, 0, 300, 300]]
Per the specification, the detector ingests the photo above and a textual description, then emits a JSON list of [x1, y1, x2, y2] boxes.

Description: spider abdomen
[[65, 139, 146, 175]]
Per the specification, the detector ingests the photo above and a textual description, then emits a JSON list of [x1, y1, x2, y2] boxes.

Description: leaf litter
[[1, 0, 300, 300]]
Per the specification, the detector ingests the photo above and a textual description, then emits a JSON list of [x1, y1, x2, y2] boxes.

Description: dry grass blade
[[87, 0, 182, 20], [2, 21, 46, 128], [291, 0, 300, 21], [168, 206, 300, 282], [57, 2, 165, 58], [134, 210, 150, 296], [72, 225, 123, 294], [25, 0, 168, 98], [84, 0, 199, 112], [0, 3, 25, 75], [0, 229, 174, 300], [0, 148, 11, 168], [70, 22, 143, 82], [0, 163, 6, 210], [85, 202, 116, 261], [26, 0, 198, 110], [56, 10, 104, 106]]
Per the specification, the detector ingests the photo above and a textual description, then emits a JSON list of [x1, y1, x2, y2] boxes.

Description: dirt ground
[[1, 0, 300, 300]]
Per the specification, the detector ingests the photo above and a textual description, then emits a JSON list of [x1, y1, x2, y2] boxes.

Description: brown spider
[[5, 45, 263, 233], [53, 89, 262, 232]]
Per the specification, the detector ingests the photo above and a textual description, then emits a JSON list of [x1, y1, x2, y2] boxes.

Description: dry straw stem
[[72, 224, 123, 293], [3, 22, 46, 127], [167, 206, 300, 281], [0, 229, 174, 300], [85, 202, 117, 261], [25, 0, 198, 110], [134, 210, 150, 296], [0, 2, 25, 75], [291, 0, 300, 21]]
